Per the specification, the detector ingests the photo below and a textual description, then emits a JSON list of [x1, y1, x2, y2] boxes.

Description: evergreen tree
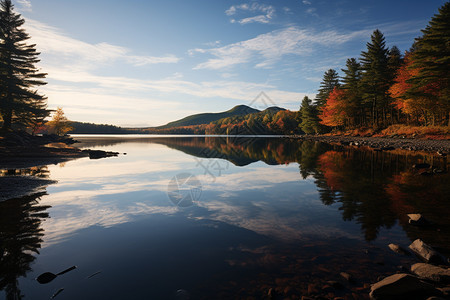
[[0, 0, 48, 131], [341, 58, 362, 126], [315, 69, 340, 109], [388, 46, 403, 77], [408, 2, 450, 125], [360, 30, 391, 127], [299, 96, 320, 134]]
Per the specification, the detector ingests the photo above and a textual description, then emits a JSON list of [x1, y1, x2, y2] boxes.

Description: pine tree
[[299, 96, 320, 134], [407, 2, 450, 125], [315, 69, 340, 109], [0, 0, 48, 131], [341, 58, 362, 126], [360, 30, 391, 127], [388, 46, 403, 77]]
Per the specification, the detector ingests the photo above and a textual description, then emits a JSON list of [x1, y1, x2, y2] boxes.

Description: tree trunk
[[1, 109, 12, 131]]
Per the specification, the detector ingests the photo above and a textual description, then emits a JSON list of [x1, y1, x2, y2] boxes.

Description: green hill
[[155, 105, 259, 129]]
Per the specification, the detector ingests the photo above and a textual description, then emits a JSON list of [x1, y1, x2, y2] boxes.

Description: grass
[[328, 125, 450, 139], [377, 125, 450, 139]]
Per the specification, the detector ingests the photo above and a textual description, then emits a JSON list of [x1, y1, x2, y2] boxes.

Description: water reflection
[[0, 192, 51, 300], [1, 136, 448, 299], [73, 136, 449, 245]]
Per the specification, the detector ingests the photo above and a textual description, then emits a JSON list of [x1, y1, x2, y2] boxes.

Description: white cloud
[[302, 0, 312, 5], [24, 19, 180, 67], [192, 26, 370, 70], [225, 3, 275, 24], [17, 0, 32, 12], [306, 7, 318, 16]]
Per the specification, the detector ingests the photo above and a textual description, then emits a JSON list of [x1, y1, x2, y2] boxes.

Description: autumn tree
[[0, 0, 48, 131], [315, 69, 340, 109], [407, 2, 450, 125], [46, 107, 73, 136], [389, 52, 426, 124], [319, 87, 347, 127]]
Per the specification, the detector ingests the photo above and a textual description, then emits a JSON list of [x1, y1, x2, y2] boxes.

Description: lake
[[1, 135, 449, 299]]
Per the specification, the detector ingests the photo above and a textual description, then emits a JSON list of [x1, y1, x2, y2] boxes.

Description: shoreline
[[1, 134, 449, 170], [295, 134, 450, 153]]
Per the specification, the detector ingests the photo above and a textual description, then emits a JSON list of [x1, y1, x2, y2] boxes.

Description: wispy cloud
[[17, 0, 32, 12], [25, 19, 180, 67], [302, 0, 312, 5], [306, 7, 318, 17], [192, 26, 371, 70], [226, 3, 275, 24], [43, 67, 306, 105]]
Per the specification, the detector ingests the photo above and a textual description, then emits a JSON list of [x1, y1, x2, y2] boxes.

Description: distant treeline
[[139, 108, 301, 135], [68, 122, 139, 134]]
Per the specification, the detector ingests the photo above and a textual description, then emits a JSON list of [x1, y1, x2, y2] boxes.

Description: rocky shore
[[368, 215, 450, 299], [296, 135, 450, 154]]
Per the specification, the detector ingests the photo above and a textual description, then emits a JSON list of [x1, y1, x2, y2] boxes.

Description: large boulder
[[369, 273, 436, 299], [409, 239, 446, 264], [411, 263, 450, 283]]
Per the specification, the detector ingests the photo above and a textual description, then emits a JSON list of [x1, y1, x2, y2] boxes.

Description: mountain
[[155, 105, 259, 129]]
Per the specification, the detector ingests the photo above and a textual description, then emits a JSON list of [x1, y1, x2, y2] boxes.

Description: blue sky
[[15, 0, 446, 126]]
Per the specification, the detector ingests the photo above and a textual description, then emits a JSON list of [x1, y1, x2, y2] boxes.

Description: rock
[[321, 284, 334, 293], [340, 272, 354, 283], [420, 170, 433, 176], [411, 263, 450, 283], [327, 281, 344, 290], [307, 283, 318, 295], [437, 286, 450, 296], [437, 151, 447, 157], [413, 163, 431, 169], [369, 273, 436, 300], [409, 239, 446, 264], [408, 214, 430, 226], [388, 243, 410, 255], [82, 149, 119, 160]]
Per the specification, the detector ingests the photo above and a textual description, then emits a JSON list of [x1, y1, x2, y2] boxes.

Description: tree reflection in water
[[145, 137, 448, 245], [0, 192, 51, 300]]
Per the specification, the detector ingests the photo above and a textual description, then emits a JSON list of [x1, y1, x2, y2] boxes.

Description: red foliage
[[319, 88, 347, 127], [317, 151, 345, 191]]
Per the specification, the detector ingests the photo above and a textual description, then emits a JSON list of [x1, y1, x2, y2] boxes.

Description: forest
[[298, 2, 449, 135]]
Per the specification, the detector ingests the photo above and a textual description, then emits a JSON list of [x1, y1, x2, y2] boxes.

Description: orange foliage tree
[[389, 53, 444, 125], [319, 88, 347, 127]]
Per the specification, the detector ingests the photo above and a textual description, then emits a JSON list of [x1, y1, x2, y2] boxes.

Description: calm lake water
[[1, 135, 449, 299]]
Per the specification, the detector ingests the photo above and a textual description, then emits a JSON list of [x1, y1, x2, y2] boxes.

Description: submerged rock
[[408, 214, 430, 226], [409, 239, 446, 264], [388, 243, 410, 255], [411, 263, 450, 283], [369, 273, 435, 299]]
